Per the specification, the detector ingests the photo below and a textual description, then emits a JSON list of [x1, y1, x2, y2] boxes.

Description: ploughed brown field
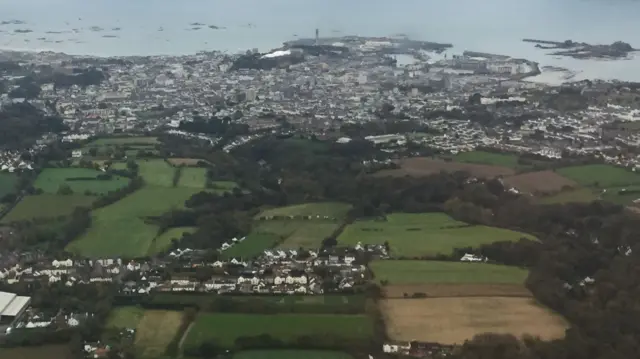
[[381, 297, 568, 344], [503, 170, 577, 194], [383, 283, 533, 298], [376, 158, 515, 179], [0, 345, 72, 359]]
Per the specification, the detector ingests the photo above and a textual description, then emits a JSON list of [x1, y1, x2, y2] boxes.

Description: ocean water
[[1, 0, 640, 81]]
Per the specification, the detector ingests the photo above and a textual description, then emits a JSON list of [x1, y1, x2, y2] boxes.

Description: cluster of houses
[[0, 150, 33, 173], [383, 341, 454, 358]]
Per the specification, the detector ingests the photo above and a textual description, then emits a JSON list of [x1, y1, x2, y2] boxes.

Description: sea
[[2, 0, 640, 83]]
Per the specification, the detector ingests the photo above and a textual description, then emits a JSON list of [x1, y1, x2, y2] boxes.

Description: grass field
[[221, 232, 281, 259], [88, 137, 159, 146], [149, 227, 197, 254], [454, 151, 520, 169], [2, 194, 95, 223], [67, 187, 200, 257], [382, 283, 532, 298], [601, 186, 640, 205], [338, 213, 534, 257], [138, 160, 176, 187], [503, 170, 578, 194], [0, 345, 72, 359], [539, 188, 599, 204], [168, 158, 206, 166], [177, 167, 207, 189], [251, 220, 341, 249], [134, 310, 183, 358], [184, 313, 373, 348], [381, 297, 567, 344], [211, 181, 239, 194], [370, 260, 529, 285], [107, 306, 145, 328], [256, 202, 351, 219], [556, 164, 640, 187], [378, 157, 515, 179], [0, 172, 17, 198], [34, 168, 129, 195], [234, 350, 354, 359]]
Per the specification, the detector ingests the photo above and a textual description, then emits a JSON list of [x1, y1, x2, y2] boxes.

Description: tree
[[57, 183, 73, 195], [88, 148, 98, 157]]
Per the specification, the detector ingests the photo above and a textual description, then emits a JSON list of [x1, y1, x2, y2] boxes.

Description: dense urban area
[[0, 32, 639, 359]]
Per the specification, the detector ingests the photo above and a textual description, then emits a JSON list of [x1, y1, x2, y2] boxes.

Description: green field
[[601, 186, 640, 205], [556, 164, 640, 187], [338, 213, 534, 257], [184, 313, 373, 349], [149, 227, 197, 253], [370, 260, 529, 285], [211, 181, 240, 194], [539, 188, 599, 204], [221, 232, 281, 259], [0, 173, 17, 198], [454, 151, 520, 169], [138, 160, 176, 187], [252, 220, 341, 249], [87, 137, 159, 146], [2, 195, 95, 223], [67, 187, 200, 257], [256, 202, 351, 219], [106, 306, 145, 329], [34, 168, 129, 195], [177, 167, 207, 189], [234, 350, 354, 359]]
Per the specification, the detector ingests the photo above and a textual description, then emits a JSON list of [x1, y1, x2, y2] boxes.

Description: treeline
[[92, 177, 143, 209], [0, 103, 67, 148]]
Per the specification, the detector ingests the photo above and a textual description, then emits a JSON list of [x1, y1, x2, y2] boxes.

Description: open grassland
[[538, 188, 599, 204], [381, 297, 567, 344], [383, 283, 532, 298], [178, 167, 207, 189], [0, 345, 72, 359], [184, 313, 373, 348], [88, 136, 159, 146], [221, 232, 281, 259], [149, 227, 197, 254], [0, 172, 17, 198], [454, 151, 520, 169], [338, 213, 534, 257], [377, 157, 515, 179], [556, 164, 640, 187], [256, 202, 351, 219], [504, 170, 578, 194], [107, 306, 145, 328], [138, 159, 176, 187], [35, 168, 129, 195], [67, 187, 199, 257], [2, 194, 95, 223], [371, 260, 529, 285], [234, 350, 354, 359], [134, 310, 183, 358]]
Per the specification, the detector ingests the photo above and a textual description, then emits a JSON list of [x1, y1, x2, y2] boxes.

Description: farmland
[[67, 187, 200, 257], [211, 180, 240, 193], [137, 159, 176, 187], [221, 232, 281, 259], [556, 164, 640, 187], [381, 297, 568, 344], [34, 168, 129, 195], [150, 227, 197, 254], [503, 170, 578, 194], [256, 202, 352, 219], [184, 313, 374, 349], [177, 167, 207, 188], [87, 137, 159, 146], [370, 260, 529, 285], [252, 219, 342, 250], [234, 350, 354, 359], [538, 188, 599, 204], [376, 157, 515, 179], [0, 172, 17, 198], [338, 213, 534, 257], [454, 151, 520, 169], [168, 158, 206, 166], [106, 306, 145, 328], [2, 194, 95, 223]]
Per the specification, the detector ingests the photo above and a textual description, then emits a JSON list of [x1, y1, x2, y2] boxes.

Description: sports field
[[221, 232, 281, 259], [177, 167, 207, 188], [256, 202, 351, 219], [34, 168, 129, 195], [454, 151, 520, 169], [184, 313, 373, 349], [0, 173, 17, 198], [381, 297, 567, 344], [67, 187, 200, 257], [338, 213, 534, 257], [137, 160, 176, 187], [2, 195, 95, 223], [556, 164, 640, 187], [370, 260, 528, 285], [234, 350, 354, 359]]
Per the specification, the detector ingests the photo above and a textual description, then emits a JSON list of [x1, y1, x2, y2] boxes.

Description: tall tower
[[315, 28, 319, 45]]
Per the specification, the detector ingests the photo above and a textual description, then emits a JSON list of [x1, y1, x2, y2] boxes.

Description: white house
[[460, 253, 486, 262]]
